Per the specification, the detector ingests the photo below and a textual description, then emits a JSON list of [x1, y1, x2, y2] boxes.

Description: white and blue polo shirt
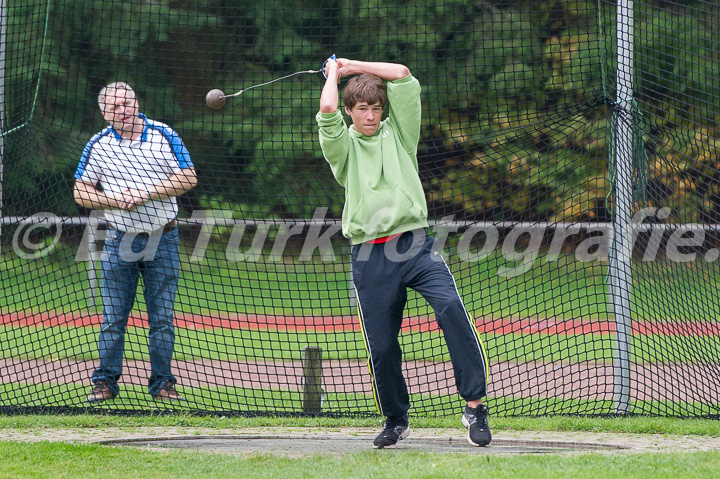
[[75, 113, 193, 233]]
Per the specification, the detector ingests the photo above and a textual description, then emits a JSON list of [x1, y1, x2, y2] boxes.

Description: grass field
[[4, 325, 720, 363], [4, 242, 719, 320], [1, 414, 720, 479], [2, 381, 718, 419], [2, 243, 720, 477]]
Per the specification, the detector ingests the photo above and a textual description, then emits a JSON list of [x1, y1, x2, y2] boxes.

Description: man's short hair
[[98, 82, 136, 112], [342, 74, 387, 110]]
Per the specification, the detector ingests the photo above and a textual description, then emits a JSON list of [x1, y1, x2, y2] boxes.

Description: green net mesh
[[1, 0, 719, 417]]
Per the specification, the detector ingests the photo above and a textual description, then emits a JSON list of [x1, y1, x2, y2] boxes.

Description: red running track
[[1, 312, 718, 336]]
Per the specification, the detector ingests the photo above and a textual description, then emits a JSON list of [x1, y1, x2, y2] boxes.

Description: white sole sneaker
[[462, 413, 492, 447]]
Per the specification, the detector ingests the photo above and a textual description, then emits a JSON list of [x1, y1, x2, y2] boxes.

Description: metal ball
[[206, 89, 226, 110]]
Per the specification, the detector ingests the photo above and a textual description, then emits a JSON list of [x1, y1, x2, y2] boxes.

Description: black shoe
[[85, 381, 116, 403], [153, 383, 186, 401], [462, 404, 492, 447], [373, 415, 410, 449]]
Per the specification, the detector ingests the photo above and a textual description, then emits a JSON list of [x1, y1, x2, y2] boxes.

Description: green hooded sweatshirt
[[316, 75, 428, 243]]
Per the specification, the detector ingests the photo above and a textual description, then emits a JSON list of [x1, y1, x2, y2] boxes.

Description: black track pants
[[351, 229, 488, 418]]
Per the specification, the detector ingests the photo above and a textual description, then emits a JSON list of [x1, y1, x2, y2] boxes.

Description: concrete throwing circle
[[99, 435, 629, 456]]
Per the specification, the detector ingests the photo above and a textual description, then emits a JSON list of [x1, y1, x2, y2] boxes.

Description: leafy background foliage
[[2, 0, 719, 227]]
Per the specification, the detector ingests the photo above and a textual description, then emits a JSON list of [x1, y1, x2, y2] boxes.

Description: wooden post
[[301, 345, 323, 414]]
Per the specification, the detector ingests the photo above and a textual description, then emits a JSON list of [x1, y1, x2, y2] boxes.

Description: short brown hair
[[342, 74, 387, 110]]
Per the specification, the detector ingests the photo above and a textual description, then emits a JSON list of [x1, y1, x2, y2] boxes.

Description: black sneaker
[[373, 415, 410, 449], [462, 404, 492, 447]]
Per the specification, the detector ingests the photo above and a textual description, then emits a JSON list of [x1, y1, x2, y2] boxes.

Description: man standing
[[73, 82, 196, 402], [316, 59, 491, 448]]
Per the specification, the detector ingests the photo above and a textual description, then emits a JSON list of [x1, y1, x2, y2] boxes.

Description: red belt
[[367, 233, 402, 244]]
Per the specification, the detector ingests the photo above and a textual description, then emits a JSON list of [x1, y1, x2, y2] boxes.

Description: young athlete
[[316, 58, 492, 448]]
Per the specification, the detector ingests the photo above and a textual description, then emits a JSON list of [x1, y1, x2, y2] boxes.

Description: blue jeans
[[92, 226, 179, 397]]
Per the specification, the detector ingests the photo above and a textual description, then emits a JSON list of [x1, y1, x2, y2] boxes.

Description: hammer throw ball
[[205, 55, 336, 109], [206, 89, 227, 110]]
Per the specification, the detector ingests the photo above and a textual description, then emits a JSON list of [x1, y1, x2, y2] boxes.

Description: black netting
[[1, 0, 719, 418]]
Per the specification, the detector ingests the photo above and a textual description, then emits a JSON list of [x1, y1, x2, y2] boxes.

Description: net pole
[[610, 0, 634, 415], [0, 0, 6, 257]]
